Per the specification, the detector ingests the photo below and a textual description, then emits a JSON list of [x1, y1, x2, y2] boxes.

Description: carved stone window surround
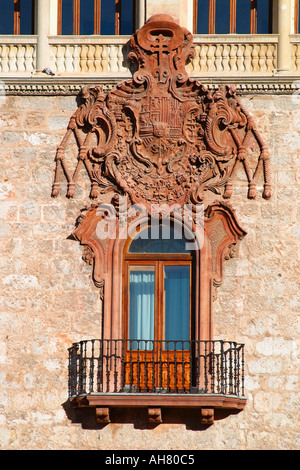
[[52, 14, 272, 425]]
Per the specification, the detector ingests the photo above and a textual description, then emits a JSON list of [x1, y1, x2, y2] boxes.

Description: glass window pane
[[236, 0, 251, 34], [196, 0, 209, 34], [62, 0, 73, 35], [0, 0, 14, 34], [120, 0, 134, 35], [215, 0, 230, 34], [129, 266, 155, 350], [257, 0, 270, 34], [101, 1, 115, 35], [80, 0, 94, 35], [20, 0, 33, 34], [164, 265, 190, 346], [129, 224, 192, 254]]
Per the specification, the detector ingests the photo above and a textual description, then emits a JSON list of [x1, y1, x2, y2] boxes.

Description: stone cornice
[[1, 75, 300, 96]]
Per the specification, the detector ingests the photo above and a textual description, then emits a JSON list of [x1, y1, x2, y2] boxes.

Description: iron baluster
[[105, 340, 110, 393], [129, 340, 133, 392], [204, 341, 208, 393], [89, 339, 95, 393], [152, 341, 155, 392]]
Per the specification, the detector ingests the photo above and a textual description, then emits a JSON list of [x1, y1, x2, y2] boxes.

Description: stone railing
[[291, 35, 300, 72], [1, 34, 300, 77], [0, 36, 37, 74], [189, 35, 278, 75], [48, 34, 279, 76], [48, 36, 131, 75]]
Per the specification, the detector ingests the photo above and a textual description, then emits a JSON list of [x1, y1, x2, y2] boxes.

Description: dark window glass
[[164, 265, 190, 344], [120, 0, 134, 35], [215, 0, 230, 34], [196, 0, 209, 34], [129, 224, 192, 254], [80, 0, 94, 35], [62, 0, 73, 35], [236, 0, 251, 34], [20, 0, 34, 34], [101, 1, 115, 35], [257, 0, 270, 34], [0, 0, 14, 34]]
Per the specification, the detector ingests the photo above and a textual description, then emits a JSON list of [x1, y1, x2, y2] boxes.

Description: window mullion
[[209, 0, 216, 34], [295, 0, 299, 34], [115, 0, 120, 35], [14, 0, 20, 35], [230, 0, 236, 34], [57, 0, 62, 35], [73, 0, 80, 34], [94, 0, 101, 34], [250, 0, 257, 34]]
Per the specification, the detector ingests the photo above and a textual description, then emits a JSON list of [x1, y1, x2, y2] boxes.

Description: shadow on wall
[[61, 400, 242, 431]]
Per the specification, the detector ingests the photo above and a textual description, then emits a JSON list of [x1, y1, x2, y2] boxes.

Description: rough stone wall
[[0, 92, 299, 449]]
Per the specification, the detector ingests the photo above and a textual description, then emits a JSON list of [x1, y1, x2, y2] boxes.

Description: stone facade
[[0, 0, 299, 451], [0, 87, 299, 449]]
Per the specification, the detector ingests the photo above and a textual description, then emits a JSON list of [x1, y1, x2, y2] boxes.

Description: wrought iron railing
[[68, 339, 245, 398]]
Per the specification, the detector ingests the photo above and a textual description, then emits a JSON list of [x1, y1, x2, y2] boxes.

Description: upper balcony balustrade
[[68, 339, 246, 424], [1, 33, 300, 76]]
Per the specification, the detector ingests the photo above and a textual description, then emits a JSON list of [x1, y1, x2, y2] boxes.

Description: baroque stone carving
[[52, 14, 271, 206]]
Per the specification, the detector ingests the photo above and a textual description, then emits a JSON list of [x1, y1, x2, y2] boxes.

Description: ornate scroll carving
[[52, 14, 271, 206]]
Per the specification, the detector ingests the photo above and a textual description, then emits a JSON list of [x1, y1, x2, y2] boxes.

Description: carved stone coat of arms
[[52, 14, 271, 211]]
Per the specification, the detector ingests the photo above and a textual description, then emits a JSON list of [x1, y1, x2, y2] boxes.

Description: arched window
[[0, 0, 34, 35], [193, 0, 273, 34], [57, 0, 136, 35], [123, 222, 194, 391]]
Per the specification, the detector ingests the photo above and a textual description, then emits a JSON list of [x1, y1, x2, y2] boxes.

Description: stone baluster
[[295, 43, 300, 71], [236, 45, 244, 72], [24, 45, 34, 72], [8, 46, 17, 72], [101, 45, 108, 72], [199, 45, 208, 72], [207, 45, 215, 72], [56, 45, 65, 73], [95, 45, 102, 72], [80, 45, 88, 72], [72, 45, 80, 73], [65, 45, 73, 73], [215, 44, 223, 72], [87, 45, 96, 73]]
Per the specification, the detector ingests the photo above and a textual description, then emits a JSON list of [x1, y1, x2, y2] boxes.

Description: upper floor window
[[123, 222, 193, 391], [193, 0, 273, 34], [57, 0, 136, 35], [0, 0, 34, 35]]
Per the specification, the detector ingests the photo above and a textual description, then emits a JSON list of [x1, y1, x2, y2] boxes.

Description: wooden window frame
[[12, 0, 34, 35], [295, 0, 299, 34], [193, 0, 272, 34], [123, 256, 193, 345], [57, 0, 135, 35]]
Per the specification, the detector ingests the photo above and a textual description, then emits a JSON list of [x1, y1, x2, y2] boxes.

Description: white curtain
[[129, 270, 155, 350]]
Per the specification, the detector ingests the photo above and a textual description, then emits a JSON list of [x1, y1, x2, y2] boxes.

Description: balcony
[[1, 33, 299, 98], [68, 339, 246, 425]]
